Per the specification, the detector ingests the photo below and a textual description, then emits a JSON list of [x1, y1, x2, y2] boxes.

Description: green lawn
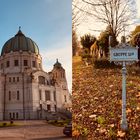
[[47, 119, 71, 127], [0, 122, 19, 127]]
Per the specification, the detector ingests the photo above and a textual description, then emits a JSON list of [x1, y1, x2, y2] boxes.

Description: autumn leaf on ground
[[73, 56, 140, 139], [117, 131, 126, 137]]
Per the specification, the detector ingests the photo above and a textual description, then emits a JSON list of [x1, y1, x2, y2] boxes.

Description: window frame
[[32, 61, 36, 67], [6, 61, 10, 67], [17, 91, 19, 100], [53, 91, 56, 101], [24, 60, 28, 66], [45, 90, 51, 101], [14, 60, 19, 66], [9, 91, 11, 100]]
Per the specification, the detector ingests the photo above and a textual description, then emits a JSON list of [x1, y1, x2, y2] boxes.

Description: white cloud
[[40, 41, 72, 92]]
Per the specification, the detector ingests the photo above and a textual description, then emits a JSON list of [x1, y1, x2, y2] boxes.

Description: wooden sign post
[[109, 36, 138, 131]]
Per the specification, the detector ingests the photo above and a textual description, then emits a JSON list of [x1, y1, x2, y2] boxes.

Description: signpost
[[110, 49, 138, 62], [109, 36, 138, 131]]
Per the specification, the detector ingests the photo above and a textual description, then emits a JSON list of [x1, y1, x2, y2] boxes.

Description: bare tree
[[72, 0, 87, 29], [72, 0, 88, 56], [72, 0, 110, 29], [76, 0, 136, 44], [72, 29, 78, 56]]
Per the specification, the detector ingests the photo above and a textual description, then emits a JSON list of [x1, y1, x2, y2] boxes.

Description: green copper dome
[[1, 29, 39, 56]]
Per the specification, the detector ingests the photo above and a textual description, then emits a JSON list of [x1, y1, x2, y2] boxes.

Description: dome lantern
[[53, 59, 62, 68]]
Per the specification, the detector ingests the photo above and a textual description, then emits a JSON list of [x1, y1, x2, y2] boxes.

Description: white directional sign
[[109, 41, 138, 131], [110, 48, 138, 61], [110, 43, 138, 62]]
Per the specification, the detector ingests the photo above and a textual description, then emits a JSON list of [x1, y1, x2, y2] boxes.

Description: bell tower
[[51, 59, 68, 90]]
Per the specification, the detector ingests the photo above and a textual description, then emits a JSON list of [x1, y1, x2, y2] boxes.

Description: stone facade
[[0, 29, 71, 120]]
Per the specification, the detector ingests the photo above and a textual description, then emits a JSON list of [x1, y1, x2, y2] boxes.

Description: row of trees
[[80, 25, 140, 58], [79, 25, 118, 58], [130, 25, 140, 47], [72, 0, 137, 57]]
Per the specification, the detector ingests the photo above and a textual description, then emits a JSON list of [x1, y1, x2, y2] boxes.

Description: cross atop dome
[[19, 26, 21, 31], [54, 58, 62, 68], [15, 26, 24, 36]]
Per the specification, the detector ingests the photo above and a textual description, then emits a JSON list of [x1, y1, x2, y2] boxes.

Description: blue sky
[[0, 0, 72, 91]]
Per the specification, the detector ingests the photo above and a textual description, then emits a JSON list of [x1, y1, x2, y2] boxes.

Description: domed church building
[[0, 28, 71, 120]]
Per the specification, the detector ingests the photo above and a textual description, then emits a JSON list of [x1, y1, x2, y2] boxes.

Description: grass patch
[[127, 81, 135, 87], [0, 122, 18, 127], [73, 124, 89, 137], [110, 112, 115, 118], [97, 116, 105, 125], [47, 119, 71, 127], [108, 128, 117, 138]]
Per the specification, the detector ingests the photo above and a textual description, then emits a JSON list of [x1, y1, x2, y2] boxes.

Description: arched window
[[16, 112, 18, 119], [32, 61, 36, 67], [47, 105, 51, 111], [39, 90, 42, 100], [53, 91, 56, 101], [17, 91, 19, 100], [9, 113, 11, 119], [14, 60, 19, 66], [9, 91, 11, 100], [47, 80, 49, 85], [13, 113, 15, 119], [17, 77, 19, 82], [24, 60, 28, 66], [45, 90, 50, 101], [38, 76, 45, 85], [9, 77, 11, 82], [6, 61, 10, 67]]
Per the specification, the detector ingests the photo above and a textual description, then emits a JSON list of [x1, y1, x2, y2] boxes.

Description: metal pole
[[121, 61, 128, 130]]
